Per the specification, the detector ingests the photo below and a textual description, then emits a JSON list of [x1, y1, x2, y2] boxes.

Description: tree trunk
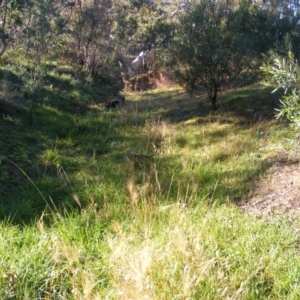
[[211, 94, 217, 110], [0, 43, 8, 58], [211, 83, 218, 110], [29, 100, 33, 126]]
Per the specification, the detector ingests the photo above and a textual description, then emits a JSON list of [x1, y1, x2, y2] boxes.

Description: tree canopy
[[0, 0, 299, 102], [166, 0, 300, 109]]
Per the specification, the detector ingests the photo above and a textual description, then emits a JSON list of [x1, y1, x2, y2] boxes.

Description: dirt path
[[241, 158, 300, 218]]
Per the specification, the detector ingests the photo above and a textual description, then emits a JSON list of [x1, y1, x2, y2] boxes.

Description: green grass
[[0, 62, 300, 298], [2, 201, 300, 299]]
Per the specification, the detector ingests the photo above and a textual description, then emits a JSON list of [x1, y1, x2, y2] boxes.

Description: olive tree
[[169, 0, 254, 110]]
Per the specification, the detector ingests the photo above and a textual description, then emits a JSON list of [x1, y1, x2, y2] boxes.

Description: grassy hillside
[[1, 63, 300, 299]]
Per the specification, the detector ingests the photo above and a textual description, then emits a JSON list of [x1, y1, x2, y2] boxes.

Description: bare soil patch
[[241, 156, 300, 218]]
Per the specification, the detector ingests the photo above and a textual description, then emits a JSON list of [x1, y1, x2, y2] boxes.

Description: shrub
[[261, 36, 300, 129]]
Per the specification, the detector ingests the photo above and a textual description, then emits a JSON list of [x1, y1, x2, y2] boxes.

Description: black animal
[[106, 96, 126, 109]]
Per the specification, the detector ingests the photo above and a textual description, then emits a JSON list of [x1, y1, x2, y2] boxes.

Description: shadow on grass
[[132, 152, 271, 208], [0, 106, 145, 225], [0, 80, 285, 225], [125, 83, 283, 126], [0, 69, 117, 224]]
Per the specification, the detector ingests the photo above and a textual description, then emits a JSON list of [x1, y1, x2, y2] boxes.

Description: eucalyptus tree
[[111, 0, 183, 77], [242, 0, 300, 57], [63, 0, 115, 76], [16, 0, 68, 124], [0, 0, 29, 57]]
